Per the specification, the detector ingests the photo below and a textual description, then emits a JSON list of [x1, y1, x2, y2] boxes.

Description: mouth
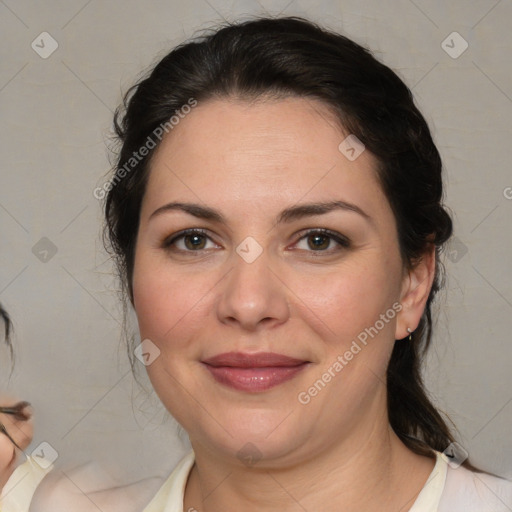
[[201, 352, 310, 392]]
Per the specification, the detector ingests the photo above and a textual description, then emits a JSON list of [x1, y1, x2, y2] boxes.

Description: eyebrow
[[149, 200, 371, 225]]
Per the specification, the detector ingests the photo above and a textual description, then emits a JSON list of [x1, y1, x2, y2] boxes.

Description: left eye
[[294, 230, 350, 252]]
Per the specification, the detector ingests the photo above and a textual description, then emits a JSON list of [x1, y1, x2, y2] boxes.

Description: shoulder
[[439, 464, 512, 512]]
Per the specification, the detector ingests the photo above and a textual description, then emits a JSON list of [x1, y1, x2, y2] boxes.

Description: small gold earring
[[407, 327, 413, 341]]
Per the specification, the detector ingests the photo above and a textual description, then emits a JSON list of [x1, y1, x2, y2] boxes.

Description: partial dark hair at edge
[[105, 16, 478, 470], [1, 302, 13, 362]]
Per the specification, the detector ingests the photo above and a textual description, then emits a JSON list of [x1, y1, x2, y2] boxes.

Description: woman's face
[[132, 97, 419, 465], [0, 399, 33, 487]]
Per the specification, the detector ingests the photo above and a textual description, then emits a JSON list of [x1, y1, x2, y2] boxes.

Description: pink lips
[[202, 352, 309, 392]]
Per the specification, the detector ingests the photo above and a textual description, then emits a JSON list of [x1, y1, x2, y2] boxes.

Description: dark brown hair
[[1, 302, 13, 361], [105, 16, 478, 469]]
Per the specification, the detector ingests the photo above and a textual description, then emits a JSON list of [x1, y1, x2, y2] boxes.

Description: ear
[[395, 244, 436, 340]]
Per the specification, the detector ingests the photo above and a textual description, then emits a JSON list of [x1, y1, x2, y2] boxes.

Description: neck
[[184, 417, 435, 512]]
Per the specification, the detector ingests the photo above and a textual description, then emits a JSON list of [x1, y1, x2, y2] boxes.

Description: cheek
[[292, 266, 400, 413], [292, 259, 401, 340], [132, 250, 216, 351], [0, 436, 15, 470]]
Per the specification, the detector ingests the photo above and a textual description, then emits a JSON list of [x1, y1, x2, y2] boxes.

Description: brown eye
[[307, 233, 331, 250], [183, 233, 207, 250], [163, 229, 220, 253], [294, 229, 350, 253]]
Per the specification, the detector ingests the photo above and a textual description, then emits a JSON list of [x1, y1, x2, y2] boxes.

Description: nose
[[216, 248, 290, 332]]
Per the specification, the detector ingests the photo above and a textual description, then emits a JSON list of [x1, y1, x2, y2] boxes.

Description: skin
[[0, 397, 33, 490], [132, 96, 437, 511]]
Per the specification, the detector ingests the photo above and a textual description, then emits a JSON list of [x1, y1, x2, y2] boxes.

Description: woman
[[0, 304, 159, 511], [100, 15, 512, 511], [0, 304, 51, 512], [0, 304, 29, 492]]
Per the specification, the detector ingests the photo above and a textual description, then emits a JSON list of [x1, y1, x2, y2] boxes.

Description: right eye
[[162, 229, 221, 253]]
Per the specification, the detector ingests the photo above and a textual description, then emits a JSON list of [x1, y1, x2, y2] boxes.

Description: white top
[[143, 450, 512, 512], [2, 450, 511, 511], [0, 457, 53, 512]]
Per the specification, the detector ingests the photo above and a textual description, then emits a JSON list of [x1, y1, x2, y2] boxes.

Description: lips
[[203, 352, 307, 368], [202, 352, 310, 392]]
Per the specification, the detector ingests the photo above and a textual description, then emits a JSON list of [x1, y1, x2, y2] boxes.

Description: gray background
[[1, 0, 511, 487]]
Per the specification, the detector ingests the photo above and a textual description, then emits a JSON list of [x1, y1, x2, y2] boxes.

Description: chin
[[188, 407, 313, 468]]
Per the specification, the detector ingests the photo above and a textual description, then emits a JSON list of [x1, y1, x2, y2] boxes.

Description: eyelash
[[162, 228, 350, 255], [293, 228, 351, 253]]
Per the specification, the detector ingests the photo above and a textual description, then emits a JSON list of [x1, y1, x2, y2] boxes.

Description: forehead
[[142, 97, 390, 223]]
